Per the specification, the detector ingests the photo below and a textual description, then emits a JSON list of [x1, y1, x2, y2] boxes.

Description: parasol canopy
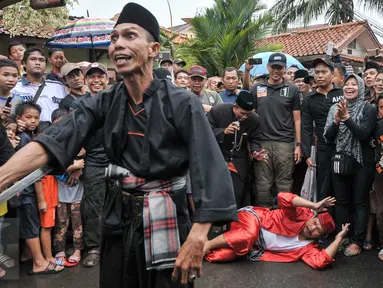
[[45, 18, 115, 49]]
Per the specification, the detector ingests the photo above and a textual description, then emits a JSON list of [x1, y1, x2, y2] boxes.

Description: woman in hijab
[[324, 74, 377, 257]]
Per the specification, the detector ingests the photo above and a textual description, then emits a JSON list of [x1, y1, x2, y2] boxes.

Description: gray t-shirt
[[198, 90, 223, 106], [58, 179, 84, 203]]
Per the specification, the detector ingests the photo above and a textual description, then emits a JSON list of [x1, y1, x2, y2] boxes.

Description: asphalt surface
[[1, 248, 382, 288]]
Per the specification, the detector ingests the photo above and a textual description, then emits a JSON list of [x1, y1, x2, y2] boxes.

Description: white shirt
[[262, 228, 313, 252], [12, 76, 67, 122]]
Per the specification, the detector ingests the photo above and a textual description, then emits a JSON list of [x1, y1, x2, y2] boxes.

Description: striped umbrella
[[45, 18, 115, 49]]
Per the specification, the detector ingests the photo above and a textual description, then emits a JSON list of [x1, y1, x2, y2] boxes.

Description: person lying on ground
[[204, 192, 350, 270]]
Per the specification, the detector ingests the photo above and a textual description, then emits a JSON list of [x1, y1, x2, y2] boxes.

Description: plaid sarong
[[238, 206, 266, 262], [105, 164, 186, 270]]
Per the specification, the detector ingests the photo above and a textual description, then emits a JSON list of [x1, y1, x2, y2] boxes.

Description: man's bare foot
[[344, 243, 361, 257]]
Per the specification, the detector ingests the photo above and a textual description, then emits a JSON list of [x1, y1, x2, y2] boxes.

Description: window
[[348, 39, 357, 49]]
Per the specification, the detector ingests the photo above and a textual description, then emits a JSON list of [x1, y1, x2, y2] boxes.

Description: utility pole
[[167, 0, 173, 34]]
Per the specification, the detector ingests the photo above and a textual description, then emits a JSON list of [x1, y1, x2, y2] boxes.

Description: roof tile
[[257, 21, 380, 57]]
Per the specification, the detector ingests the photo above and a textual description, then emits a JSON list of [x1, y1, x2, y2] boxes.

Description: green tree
[[271, 0, 383, 33], [3, 0, 79, 37], [177, 0, 279, 76]]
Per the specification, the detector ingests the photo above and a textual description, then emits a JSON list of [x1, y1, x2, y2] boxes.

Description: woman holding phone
[[324, 74, 377, 257]]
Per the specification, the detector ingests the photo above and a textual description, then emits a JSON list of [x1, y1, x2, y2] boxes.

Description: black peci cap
[[235, 90, 255, 111], [115, 3, 160, 42]]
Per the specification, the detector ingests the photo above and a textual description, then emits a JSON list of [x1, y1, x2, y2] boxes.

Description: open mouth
[[114, 54, 132, 65]]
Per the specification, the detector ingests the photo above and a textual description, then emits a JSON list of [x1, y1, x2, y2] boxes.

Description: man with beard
[[301, 58, 343, 200], [0, 3, 237, 287], [249, 53, 302, 208], [12, 47, 67, 122], [208, 90, 266, 207], [174, 70, 188, 89], [59, 63, 89, 111]]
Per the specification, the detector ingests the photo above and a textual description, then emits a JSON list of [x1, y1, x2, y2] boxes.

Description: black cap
[[313, 58, 335, 71], [268, 53, 287, 68], [304, 75, 315, 84], [160, 59, 173, 66], [365, 61, 382, 72], [294, 69, 309, 80], [153, 68, 172, 81], [173, 58, 186, 66], [235, 90, 255, 111], [115, 3, 160, 42]]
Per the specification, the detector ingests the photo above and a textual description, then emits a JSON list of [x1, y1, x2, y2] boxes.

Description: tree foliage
[[3, 0, 79, 37], [271, 0, 383, 33], [177, 0, 279, 76]]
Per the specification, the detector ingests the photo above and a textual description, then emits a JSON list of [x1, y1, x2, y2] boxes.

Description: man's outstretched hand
[[172, 222, 211, 284], [314, 196, 336, 213], [336, 223, 350, 241]]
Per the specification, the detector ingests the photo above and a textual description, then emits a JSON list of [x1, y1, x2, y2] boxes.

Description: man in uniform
[[0, 3, 237, 288], [208, 91, 265, 208], [301, 58, 343, 200], [249, 53, 302, 208]]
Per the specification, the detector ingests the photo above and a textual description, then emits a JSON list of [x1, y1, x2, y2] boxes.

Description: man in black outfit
[[301, 58, 343, 200], [0, 3, 237, 288], [208, 91, 265, 207]]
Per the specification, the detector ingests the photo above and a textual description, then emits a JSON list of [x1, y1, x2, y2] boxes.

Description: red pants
[[205, 211, 260, 262]]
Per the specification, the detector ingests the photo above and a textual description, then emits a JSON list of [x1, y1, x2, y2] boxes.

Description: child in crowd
[[14, 102, 41, 147], [3, 117, 19, 148], [51, 109, 84, 268], [14, 102, 63, 275], [0, 59, 21, 120], [34, 122, 62, 268]]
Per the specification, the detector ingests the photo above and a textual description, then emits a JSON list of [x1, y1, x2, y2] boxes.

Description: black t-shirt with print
[[250, 78, 301, 142]]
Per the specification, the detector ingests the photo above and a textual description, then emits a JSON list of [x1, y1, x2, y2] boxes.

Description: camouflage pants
[[54, 202, 84, 252], [254, 141, 295, 207]]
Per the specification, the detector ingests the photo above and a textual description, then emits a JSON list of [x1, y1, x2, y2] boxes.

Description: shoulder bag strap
[[32, 79, 46, 104]]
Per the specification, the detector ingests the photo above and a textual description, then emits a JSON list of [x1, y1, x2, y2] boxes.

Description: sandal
[[83, 249, 100, 267], [378, 249, 383, 261], [0, 267, 6, 279], [344, 244, 361, 257], [28, 262, 63, 276], [363, 239, 373, 251], [65, 255, 81, 268], [0, 254, 15, 269]]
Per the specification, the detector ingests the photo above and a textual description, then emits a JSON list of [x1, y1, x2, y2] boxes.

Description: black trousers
[[230, 171, 246, 208], [100, 187, 192, 288], [332, 161, 375, 246], [82, 165, 107, 251], [316, 146, 334, 200]]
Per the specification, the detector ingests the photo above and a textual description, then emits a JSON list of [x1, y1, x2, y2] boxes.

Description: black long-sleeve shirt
[[207, 103, 261, 179], [324, 104, 377, 164], [35, 79, 237, 224], [301, 86, 343, 157]]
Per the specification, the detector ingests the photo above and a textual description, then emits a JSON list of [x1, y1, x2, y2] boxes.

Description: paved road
[[1, 249, 382, 288]]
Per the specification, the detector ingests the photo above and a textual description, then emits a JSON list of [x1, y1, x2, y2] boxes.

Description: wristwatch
[[296, 142, 301, 147]]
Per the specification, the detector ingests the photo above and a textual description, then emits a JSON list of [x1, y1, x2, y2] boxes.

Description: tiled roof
[[0, 19, 53, 38], [257, 21, 380, 57], [160, 26, 191, 44]]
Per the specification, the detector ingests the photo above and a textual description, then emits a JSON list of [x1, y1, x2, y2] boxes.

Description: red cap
[[318, 212, 335, 234], [188, 65, 207, 78]]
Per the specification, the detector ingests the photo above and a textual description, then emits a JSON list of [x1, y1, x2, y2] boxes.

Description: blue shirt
[[219, 89, 238, 103]]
